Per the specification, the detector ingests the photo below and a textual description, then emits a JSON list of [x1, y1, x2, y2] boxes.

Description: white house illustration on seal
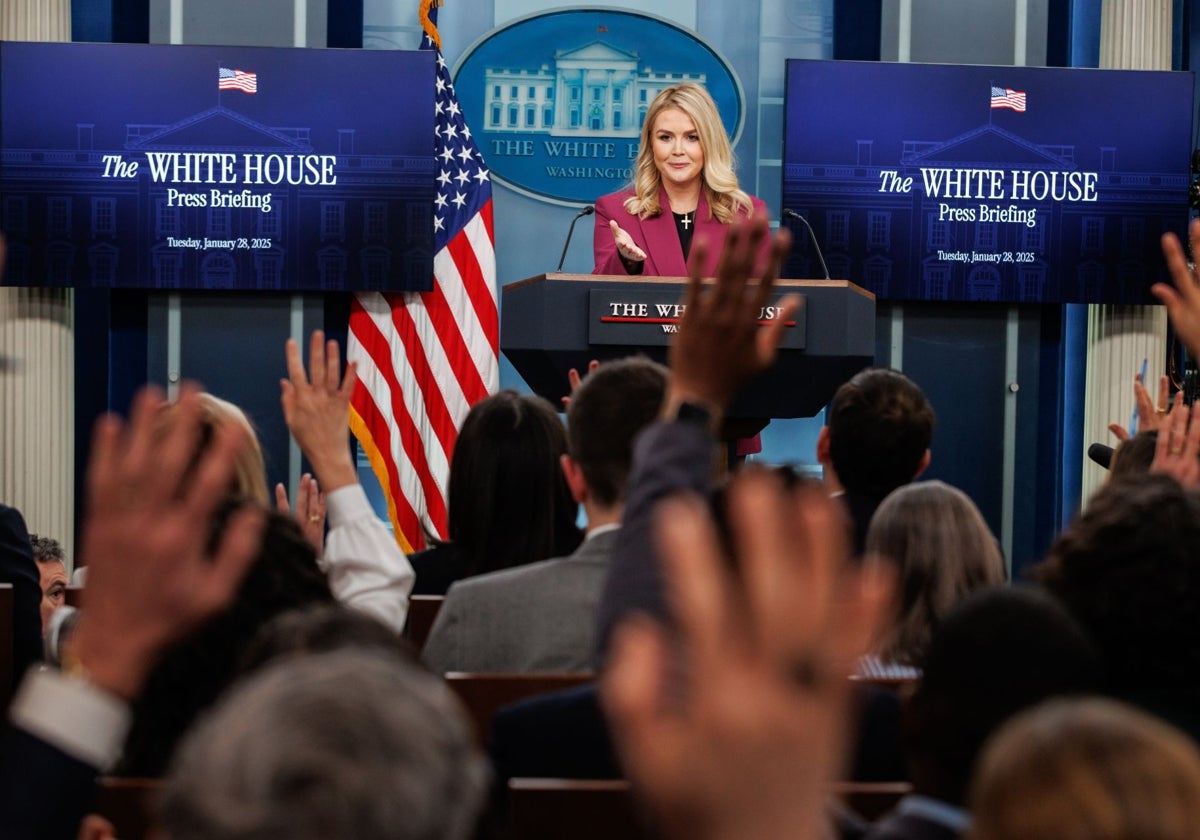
[[483, 40, 705, 137]]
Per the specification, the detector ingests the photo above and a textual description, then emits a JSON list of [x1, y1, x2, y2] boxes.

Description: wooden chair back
[[507, 778, 648, 840], [444, 672, 593, 745], [505, 777, 911, 839], [94, 777, 162, 840], [401, 595, 443, 653]]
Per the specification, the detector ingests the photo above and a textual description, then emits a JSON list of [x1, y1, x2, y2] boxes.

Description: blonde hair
[[623, 83, 751, 223], [865, 480, 1006, 665], [157, 392, 270, 508], [969, 697, 1200, 840]]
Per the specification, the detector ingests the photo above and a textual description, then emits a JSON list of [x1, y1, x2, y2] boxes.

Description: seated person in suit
[[0, 383, 267, 840], [408, 391, 583, 595], [422, 357, 667, 674], [593, 82, 767, 278], [969, 697, 1200, 840], [817, 368, 936, 555], [0, 503, 43, 688], [861, 481, 1006, 677]]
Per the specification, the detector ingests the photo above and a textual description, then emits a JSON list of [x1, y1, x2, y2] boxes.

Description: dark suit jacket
[[488, 683, 619, 783], [0, 725, 98, 840], [408, 542, 469, 596], [593, 187, 768, 277], [0, 504, 45, 688], [863, 812, 962, 840], [595, 421, 715, 662]]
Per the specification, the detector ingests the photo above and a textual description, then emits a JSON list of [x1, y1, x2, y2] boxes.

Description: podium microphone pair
[[554, 205, 833, 280]]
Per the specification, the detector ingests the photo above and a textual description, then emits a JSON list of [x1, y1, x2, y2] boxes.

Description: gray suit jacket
[[421, 528, 618, 674]]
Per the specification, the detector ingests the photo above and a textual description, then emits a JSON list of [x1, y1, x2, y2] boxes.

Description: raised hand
[[1156, 220, 1200, 359], [1108, 374, 1171, 441], [280, 330, 358, 493], [71, 385, 265, 699], [562, 359, 601, 409], [1151, 396, 1200, 488], [666, 214, 797, 415], [275, 472, 326, 557], [602, 471, 891, 840]]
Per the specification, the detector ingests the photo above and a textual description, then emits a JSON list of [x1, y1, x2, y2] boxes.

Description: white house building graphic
[[483, 41, 705, 137]]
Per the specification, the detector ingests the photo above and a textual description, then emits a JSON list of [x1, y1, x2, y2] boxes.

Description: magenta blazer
[[592, 187, 769, 277]]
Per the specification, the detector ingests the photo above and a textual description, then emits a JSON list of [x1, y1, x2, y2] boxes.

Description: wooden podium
[[500, 274, 875, 419]]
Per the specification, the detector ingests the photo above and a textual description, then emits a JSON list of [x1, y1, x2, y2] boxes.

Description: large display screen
[[0, 41, 436, 291], [781, 60, 1194, 304]]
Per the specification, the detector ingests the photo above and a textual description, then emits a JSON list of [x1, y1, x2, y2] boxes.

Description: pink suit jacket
[[592, 187, 769, 277]]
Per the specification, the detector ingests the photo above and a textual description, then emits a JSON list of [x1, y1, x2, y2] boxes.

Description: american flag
[[218, 67, 257, 94], [347, 0, 498, 553], [990, 86, 1026, 112]]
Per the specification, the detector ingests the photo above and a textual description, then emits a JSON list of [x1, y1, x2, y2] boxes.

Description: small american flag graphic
[[219, 67, 257, 94], [990, 86, 1026, 112]]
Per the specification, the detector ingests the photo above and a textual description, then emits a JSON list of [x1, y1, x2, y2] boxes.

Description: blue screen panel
[[0, 41, 435, 291], [782, 59, 1194, 304]]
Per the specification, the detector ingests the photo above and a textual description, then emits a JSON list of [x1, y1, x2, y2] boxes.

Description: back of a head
[[866, 480, 1006, 665], [162, 649, 489, 840], [1108, 429, 1158, 482], [238, 603, 411, 676], [157, 392, 270, 507], [566, 357, 668, 508], [828, 368, 934, 499], [905, 585, 1100, 805], [447, 390, 581, 576], [118, 509, 334, 777], [969, 697, 1200, 840], [1036, 473, 1200, 727], [29, 533, 64, 565]]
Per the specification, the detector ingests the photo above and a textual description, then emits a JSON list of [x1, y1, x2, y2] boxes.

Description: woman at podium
[[593, 82, 768, 277]]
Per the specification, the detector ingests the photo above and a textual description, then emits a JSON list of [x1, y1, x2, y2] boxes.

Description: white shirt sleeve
[[8, 668, 131, 771], [320, 484, 414, 633]]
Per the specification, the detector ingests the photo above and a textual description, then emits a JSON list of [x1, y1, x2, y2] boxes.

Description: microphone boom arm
[[783, 208, 831, 281], [556, 205, 595, 272]]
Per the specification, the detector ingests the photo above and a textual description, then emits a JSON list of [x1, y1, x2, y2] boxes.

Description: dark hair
[[28, 533, 64, 565], [904, 586, 1100, 806], [566, 357, 668, 507], [827, 368, 934, 499], [1108, 429, 1158, 482], [239, 604, 414, 675], [447, 391, 581, 577], [117, 508, 334, 777], [1036, 473, 1200, 727]]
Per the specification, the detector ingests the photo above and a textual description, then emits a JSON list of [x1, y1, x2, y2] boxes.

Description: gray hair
[[28, 534, 64, 565], [160, 649, 489, 840]]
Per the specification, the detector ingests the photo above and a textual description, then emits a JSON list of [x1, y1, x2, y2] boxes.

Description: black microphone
[[1087, 443, 1114, 470], [782, 208, 831, 280], [556, 205, 595, 272]]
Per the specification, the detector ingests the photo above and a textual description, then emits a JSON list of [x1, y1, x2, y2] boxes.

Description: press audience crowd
[[6, 218, 1200, 840]]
